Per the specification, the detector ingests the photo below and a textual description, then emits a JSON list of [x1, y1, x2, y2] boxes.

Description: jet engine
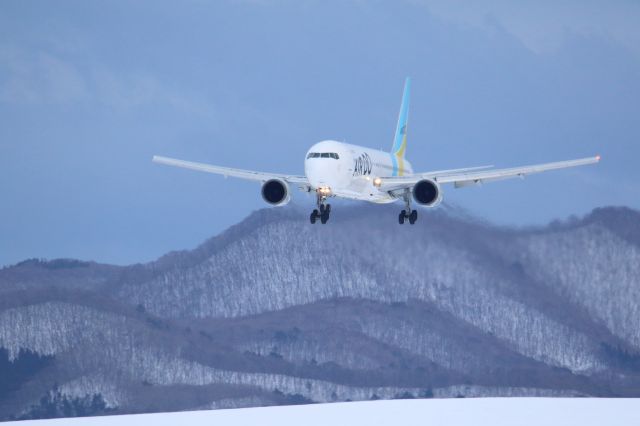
[[261, 179, 291, 206], [412, 179, 442, 207]]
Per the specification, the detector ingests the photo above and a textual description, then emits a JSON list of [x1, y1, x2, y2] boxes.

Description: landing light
[[373, 177, 382, 187], [318, 187, 331, 196]]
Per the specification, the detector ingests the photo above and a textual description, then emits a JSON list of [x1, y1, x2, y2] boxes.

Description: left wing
[[376, 155, 600, 192], [152, 156, 310, 190]]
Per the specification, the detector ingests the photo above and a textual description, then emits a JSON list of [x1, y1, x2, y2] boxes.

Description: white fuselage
[[304, 140, 413, 203]]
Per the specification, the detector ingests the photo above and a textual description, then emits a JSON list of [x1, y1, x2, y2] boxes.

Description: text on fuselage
[[353, 152, 372, 176]]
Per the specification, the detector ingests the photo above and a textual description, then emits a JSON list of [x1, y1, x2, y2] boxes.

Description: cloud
[[0, 46, 88, 103], [411, 0, 640, 55], [90, 67, 217, 118], [0, 44, 217, 119]]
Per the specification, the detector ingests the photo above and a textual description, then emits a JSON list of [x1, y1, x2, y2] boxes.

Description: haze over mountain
[[0, 205, 639, 420]]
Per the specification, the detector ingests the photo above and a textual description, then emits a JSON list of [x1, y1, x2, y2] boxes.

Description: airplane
[[153, 78, 600, 225]]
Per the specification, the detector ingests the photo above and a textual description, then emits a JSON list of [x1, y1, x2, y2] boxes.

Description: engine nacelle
[[412, 179, 442, 207], [261, 179, 291, 206]]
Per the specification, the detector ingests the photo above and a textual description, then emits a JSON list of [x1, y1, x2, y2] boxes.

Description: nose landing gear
[[310, 191, 331, 224]]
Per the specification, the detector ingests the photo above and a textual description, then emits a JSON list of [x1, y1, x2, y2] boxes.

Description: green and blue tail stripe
[[391, 77, 410, 176]]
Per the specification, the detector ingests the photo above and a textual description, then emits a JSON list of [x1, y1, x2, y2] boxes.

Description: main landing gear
[[310, 192, 331, 224], [398, 192, 418, 225], [398, 209, 417, 225]]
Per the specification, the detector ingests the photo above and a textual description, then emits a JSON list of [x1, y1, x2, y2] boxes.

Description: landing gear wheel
[[321, 207, 330, 224], [409, 209, 417, 225], [310, 209, 319, 224], [315, 203, 330, 224], [399, 210, 406, 225]]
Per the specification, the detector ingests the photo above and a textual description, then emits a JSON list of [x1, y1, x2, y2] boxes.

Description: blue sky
[[1, 0, 639, 266]]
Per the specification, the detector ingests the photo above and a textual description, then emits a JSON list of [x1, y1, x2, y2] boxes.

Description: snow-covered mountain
[[0, 205, 639, 420]]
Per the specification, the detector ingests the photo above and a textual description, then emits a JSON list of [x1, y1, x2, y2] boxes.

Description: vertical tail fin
[[391, 77, 410, 176]]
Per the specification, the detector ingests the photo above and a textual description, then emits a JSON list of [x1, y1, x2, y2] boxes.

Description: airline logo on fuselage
[[353, 152, 372, 176]]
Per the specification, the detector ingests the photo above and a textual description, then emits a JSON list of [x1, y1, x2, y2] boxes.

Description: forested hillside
[[0, 205, 638, 420]]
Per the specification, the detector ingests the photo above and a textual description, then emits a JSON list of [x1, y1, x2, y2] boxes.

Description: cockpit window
[[307, 152, 339, 159]]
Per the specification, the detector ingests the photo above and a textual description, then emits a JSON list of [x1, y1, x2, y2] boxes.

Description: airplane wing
[[376, 155, 601, 192], [152, 156, 310, 190]]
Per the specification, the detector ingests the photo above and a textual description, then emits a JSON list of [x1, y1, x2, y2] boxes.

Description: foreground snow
[[7, 398, 640, 426]]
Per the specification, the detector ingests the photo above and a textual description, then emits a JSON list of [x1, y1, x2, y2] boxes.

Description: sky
[[1, 0, 639, 266]]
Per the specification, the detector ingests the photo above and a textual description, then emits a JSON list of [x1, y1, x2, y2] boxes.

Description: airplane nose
[[305, 159, 340, 189]]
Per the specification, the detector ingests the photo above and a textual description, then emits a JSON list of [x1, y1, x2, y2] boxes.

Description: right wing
[[376, 155, 600, 192], [152, 156, 310, 190], [437, 156, 600, 188]]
